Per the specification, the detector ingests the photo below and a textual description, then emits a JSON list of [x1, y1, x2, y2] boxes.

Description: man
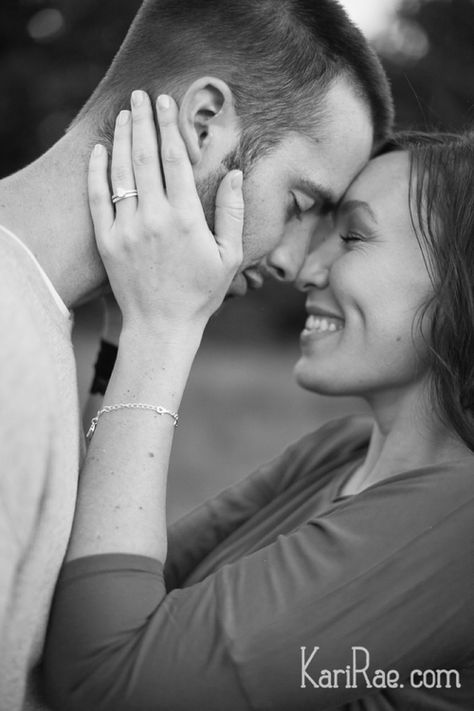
[[0, 0, 392, 709]]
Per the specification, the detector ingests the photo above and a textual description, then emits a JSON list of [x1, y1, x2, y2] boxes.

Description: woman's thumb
[[214, 170, 244, 268]]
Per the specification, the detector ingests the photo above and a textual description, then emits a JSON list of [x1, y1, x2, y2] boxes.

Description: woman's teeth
[[303, 315, 343, 333]]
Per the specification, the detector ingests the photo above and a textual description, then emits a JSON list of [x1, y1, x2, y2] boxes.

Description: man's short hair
[[77, 0, 393, 161]]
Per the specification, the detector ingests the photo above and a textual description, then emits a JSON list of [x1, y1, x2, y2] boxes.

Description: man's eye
[[292, 194, 303, 220], [289, 193, 315, 221]]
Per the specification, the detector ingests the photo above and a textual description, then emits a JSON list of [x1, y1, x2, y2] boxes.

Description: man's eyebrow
[[338, 199, 378, 224], [298, 178, 338, 214]]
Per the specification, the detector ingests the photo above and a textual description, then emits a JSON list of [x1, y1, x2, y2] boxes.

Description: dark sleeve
[[165, 439, 299, 588], [90, 340, 118, 395], [166, 416, 372, 588], [42, 467, 474, 711]]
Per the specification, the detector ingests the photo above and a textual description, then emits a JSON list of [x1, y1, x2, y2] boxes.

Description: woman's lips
[[300, 311, 345, 346], [302, 314, 344, 334]]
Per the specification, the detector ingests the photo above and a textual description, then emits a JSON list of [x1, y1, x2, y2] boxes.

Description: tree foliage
[[379, 0, 474, 130], [0, 0, 140, 176]]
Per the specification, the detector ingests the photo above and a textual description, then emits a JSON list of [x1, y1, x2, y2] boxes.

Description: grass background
[[73, 299, 368, 523]]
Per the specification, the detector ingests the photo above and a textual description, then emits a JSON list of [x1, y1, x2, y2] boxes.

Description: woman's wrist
[[111, 320, 204, 407], [119, 316, 206, 354]]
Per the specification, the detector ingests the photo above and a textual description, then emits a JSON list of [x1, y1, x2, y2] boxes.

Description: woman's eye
[[339, 231, 363, 244]]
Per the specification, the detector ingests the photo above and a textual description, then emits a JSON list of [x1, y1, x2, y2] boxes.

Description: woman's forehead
[[343, 150, 411, 203]]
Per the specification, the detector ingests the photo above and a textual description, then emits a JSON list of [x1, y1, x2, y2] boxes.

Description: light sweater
[[0, 225, 82, 711]]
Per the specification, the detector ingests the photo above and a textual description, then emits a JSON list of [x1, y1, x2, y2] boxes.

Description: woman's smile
[[294, 151, 435, 400], [300, 307, 345, 343]]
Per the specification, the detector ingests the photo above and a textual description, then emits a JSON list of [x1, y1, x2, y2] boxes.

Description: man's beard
[[195, 147, 242, 233]]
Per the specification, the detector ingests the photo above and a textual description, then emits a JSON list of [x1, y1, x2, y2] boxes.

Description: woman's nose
[[295, 253, 329, 292], [295, 237, 337, 292]]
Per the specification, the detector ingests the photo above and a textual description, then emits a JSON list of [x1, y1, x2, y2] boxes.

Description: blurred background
[[1, 0, 473, 520]]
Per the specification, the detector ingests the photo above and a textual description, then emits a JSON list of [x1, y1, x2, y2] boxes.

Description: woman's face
[[294, 151, 433, 399]]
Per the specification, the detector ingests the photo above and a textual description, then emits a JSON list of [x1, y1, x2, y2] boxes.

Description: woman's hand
[[88, 91, 243, 336]]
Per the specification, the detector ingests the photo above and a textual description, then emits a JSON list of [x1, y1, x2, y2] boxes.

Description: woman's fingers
[[111, 110, 137, 220], [214, 170, 244, 268], [156, 95, 201, 211], [130, 90, 164, 204], [88, 144, 114, 250]]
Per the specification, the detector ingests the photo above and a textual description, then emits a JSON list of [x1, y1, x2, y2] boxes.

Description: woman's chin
[[293, 355, 361, 398], [293, 358, 336, 395]]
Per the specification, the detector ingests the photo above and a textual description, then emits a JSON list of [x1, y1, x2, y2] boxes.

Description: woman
[[42, 95, 474, 710]]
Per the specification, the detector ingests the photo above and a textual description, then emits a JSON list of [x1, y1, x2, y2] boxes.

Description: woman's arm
[[66, 90, 243, 564], [165, 416, 372, 588], [43, 463, 474, 711], [165, 440, 302, 587]]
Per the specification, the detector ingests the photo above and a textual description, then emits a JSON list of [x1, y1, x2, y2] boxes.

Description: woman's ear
[[178, 77, 240, 168]]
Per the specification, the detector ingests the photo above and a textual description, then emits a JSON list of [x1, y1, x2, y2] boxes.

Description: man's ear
[[178, 77, 240, 168]]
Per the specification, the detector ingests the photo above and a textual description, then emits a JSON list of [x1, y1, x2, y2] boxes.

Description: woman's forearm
[[67, 322, 203, 563], [66, 91, 242, 561]]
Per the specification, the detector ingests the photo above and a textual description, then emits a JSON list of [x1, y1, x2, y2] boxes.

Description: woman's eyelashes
[[339, 230, 365, 245]]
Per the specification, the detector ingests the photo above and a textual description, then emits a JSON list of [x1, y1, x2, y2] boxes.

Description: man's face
[[201, 76, 374, 296]]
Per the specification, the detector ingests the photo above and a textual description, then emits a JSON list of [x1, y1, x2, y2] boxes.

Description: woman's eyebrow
[[338, 199, 378, 224]]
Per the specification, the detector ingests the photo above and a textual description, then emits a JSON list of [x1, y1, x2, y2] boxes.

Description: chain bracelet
[[86, 402, 179, 439]]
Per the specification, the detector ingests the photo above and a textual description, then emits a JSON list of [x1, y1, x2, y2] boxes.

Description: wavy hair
[[384, 131, 474, 450]]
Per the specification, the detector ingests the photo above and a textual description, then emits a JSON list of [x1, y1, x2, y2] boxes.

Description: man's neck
[[0, 123, 107, 309]]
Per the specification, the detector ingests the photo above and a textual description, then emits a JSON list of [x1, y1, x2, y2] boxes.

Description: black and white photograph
[[1, 0, 474, 709]]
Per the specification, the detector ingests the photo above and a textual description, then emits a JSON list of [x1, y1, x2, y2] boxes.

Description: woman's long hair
[[385, 130, 474, 450]]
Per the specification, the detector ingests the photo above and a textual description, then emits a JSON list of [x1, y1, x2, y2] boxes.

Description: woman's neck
[[341, 380, 470, 497]]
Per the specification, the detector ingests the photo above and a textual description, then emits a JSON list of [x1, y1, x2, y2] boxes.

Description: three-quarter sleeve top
[[42, 415, 474, 710]]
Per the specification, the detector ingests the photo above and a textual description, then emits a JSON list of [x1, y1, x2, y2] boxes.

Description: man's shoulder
[[0, 276, 50, 370], [0, 232, 64, 366], [0, 239, 69, 542], [0, 229, 41, 300], [0, 240, 59, 433]]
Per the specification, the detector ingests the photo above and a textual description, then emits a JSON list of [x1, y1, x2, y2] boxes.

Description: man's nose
[[263, 230, 311, 282]]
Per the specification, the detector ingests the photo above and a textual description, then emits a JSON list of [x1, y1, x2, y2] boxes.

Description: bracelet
[[86, 402, 179, 439]]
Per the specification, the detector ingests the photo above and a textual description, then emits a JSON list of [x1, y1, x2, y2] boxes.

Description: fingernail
[[131, 90, 145, 107], [117, 110, 130, 126], [157, 94, 170, 111], [231, 171, 243, 191], [93, 143, 105, 157]]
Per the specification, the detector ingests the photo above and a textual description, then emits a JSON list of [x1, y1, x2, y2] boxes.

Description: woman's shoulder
[[289, 413, 372, 460], [324, 451, 474, 560], [272, 414, 372, 488], [359, 454, 474, 514]]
